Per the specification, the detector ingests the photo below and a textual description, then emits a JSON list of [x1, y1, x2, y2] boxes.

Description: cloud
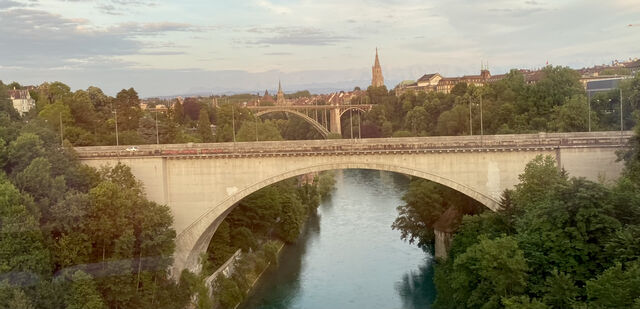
[[0, 0, 24, 9], [0, 8, 197, 68], [242, 27, 352, 46], [255, 0, 291, 15], [264, 52, 293, 56], [107, 22, 199, 35], [98, 1, 156, 15]]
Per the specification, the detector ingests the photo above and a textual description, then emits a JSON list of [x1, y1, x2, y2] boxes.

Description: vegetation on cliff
[[393, 144, 640, 308], [0, 82, 195, 308]]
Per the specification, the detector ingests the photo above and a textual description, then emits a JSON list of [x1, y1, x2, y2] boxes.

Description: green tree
[[65, 271, 107, 309], [14, 157, 66, 210], [451, 236, 528, 309], [515, 178, 621, 289], [405, 106, 429, 134], [436, 104, 468, 136], [0, 81, 20, 120], [172, 100, 185, 124], [278, 192, 305, 243], [541, 270, 579, 308], [586, 261, 640, 308], [113, 88, 142, 130], [549, 95, 594, 132], [7, 133, 46, 173], [502, 296, 548, 309], [392, 179, 482, 249], [0, 178, 50, 275], [197, 109, 213, 142], [237, 120, 283, 142], [7, 289, 34, 309]]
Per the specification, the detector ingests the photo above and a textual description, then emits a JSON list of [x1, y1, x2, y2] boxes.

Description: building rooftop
[[8, 89, 31, 100]]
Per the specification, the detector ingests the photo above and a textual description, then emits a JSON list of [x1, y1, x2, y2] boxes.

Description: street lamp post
[[254, 115, 258, 142], [479, 94, 484, 145], [59, 112, 64, 146], [155, 110, 159, 145], [231, 105, 236, 143], [358, 113, 361, 139], [620, 88, 624, 137], [350, 108, 354, 139], [587, 91, 592, 132], [469, 99, 473, 136], [113, 108, 119, 146]]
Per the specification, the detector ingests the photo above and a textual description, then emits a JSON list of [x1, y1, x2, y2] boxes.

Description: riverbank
[[231, 241, 286, 309]]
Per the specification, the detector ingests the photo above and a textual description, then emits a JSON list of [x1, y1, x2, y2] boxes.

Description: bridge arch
[[255, 109, 330, 138], [175, 161, 500, 276], [339, 106, 369, 118]]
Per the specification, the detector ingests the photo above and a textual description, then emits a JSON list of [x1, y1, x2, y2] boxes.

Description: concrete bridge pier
[[330, 106, 341, 135], [434, 230, 453, 260]]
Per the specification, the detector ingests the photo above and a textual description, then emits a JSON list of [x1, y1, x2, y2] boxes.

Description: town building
[[396, 64, 507, 96], [371, 48, 385, 88], [7, 87, 35, 116]]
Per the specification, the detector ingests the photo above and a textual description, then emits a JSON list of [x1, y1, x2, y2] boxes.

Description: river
[[239, 169, 436, 309]]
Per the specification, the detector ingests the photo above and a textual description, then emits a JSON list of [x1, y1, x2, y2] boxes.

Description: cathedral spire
[[371, 48, 384, 88], [276, 80, 286, 106]]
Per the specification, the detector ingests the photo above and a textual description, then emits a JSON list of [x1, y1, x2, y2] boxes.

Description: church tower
[[276, 80, 286, 105], [371, 48, 384, 88]]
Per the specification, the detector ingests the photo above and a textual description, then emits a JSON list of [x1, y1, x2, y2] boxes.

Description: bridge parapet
[[75, 131, 633, 159]]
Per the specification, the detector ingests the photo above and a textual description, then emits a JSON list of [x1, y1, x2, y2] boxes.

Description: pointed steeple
[[276, 80, 286, 106], [371, 48, 384, 88]]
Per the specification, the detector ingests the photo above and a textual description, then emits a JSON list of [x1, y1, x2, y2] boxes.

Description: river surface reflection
[[239, 169, 435, 309]]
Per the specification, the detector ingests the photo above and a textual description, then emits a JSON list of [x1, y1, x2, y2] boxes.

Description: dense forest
[[0, 82, 191, 308], [392, 131, 640, 308]]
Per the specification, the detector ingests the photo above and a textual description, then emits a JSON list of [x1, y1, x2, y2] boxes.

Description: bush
[[392, 130, 412, 137], [214, 275, 243, 309], [263, 241, 280, 266]]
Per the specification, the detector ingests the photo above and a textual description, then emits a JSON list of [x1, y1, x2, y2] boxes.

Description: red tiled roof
[[8, 89, 30, 100]]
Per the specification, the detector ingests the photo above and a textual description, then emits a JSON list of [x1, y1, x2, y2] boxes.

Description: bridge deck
[[75, 131, 633, 159], [247, 104, 373, 110]]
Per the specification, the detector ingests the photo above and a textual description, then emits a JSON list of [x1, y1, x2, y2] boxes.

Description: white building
[[8, 88, 35, 116]]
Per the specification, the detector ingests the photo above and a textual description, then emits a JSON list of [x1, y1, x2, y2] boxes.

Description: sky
[[1, 0, 639, 97]]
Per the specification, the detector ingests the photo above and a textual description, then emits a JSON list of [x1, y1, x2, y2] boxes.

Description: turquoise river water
[[238, 169, 436, 309]]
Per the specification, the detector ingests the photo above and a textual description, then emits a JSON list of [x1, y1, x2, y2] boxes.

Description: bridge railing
[[74, 131, 633, 158]]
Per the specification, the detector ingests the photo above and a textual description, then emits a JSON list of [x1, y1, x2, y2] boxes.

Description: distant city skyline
[[1, 0, 639, 97]]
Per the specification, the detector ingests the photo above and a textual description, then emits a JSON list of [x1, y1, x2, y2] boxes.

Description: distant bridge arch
[[255, 108, 330, 138], [339, 106, 370, 118]]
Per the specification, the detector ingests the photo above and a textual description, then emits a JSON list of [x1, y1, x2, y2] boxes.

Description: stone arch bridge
[[75, 131, 631, 276], [248, 104, 372, 137]]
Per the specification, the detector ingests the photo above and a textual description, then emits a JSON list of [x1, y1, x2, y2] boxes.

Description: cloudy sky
[[1, 0, 639, 97]]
